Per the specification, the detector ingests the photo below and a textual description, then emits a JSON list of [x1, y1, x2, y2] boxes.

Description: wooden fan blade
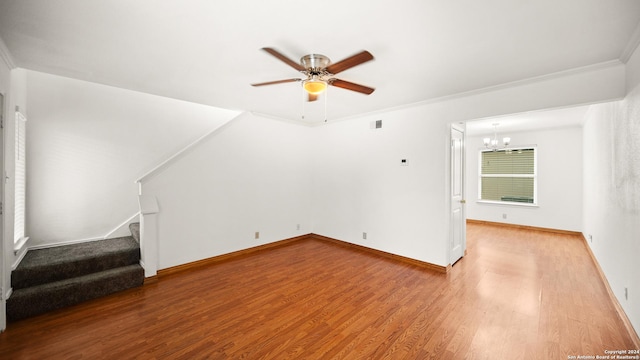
[[251, 78, 301, 86], [326, 50, 374, 75], [308, 93, 318, 102], [261, 47, 304, 71], [329, 79, 375, 95]]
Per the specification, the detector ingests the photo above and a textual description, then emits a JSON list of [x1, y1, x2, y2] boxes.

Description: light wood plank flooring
[[0, 223, 636, 359]]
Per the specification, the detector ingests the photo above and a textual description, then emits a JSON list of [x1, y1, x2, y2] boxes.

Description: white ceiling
[[1, 0, 639, 124], [465, 105, 590, 136]]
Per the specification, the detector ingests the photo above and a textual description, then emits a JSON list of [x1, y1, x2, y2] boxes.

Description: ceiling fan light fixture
[[303, 79, 327, 95], [252, 48, 375, 103]]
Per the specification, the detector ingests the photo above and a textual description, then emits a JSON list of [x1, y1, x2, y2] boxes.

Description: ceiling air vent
[[370, 120, 382, 129]]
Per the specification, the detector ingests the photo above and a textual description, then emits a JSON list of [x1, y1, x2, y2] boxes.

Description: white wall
[[466, 126, 583, 231], [308, 62, 621, 268], [13, 46, 624, 266], [142, 112, 313, 270], [25, 71, 239, 246], [11, 32, 630, 269], [311, 108, 451, 266], [582, 45, 640, 335]]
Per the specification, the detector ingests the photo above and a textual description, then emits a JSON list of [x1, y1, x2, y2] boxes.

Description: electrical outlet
[[589, 234, 593, 243], [255, 231, 260, 239], [363, 232, 367, 240], [624, 287, 628, 301], [502, 214, 507, 219], [296, 224, 300, 231]]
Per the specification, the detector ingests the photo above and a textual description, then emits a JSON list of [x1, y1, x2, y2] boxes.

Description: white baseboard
[[27, 236, 106, 251], [4, 287, 12, 300], [12, 242, 29, 270]]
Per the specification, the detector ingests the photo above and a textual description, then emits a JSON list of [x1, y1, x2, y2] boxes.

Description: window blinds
[[480, 148, 536, 203], [481, 149, 535, 174], [14, 111, 27, 244]]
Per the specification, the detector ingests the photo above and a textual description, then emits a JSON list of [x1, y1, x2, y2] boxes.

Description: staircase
[[7, 223, 145, 322]]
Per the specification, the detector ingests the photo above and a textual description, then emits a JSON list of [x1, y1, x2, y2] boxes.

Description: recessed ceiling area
[[0, 0, 639, 123]]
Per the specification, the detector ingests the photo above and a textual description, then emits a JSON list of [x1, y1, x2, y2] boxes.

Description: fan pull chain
[[301, 87, 306, 120], [324, 87, 328, 122]]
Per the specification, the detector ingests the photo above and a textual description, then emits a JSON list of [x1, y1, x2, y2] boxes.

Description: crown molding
[[251, 59, 623, 127], [0, 35, 16, 69], [621, 21, 640, 64], [327, 59, 624, 124], [425, 59, 623, 103]]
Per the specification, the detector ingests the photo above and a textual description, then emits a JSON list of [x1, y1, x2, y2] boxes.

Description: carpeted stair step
[[7, 264, 144, 322], [11, 236, 140, 290]]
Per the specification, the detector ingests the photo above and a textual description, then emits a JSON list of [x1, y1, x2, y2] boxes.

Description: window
[[14, 110, 27, 247], [479, 147, 536, 205]]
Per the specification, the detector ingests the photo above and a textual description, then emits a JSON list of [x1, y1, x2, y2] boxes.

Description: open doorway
[[463, 105, 588, 232]]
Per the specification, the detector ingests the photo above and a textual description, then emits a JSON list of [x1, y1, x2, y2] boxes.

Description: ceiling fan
[[251, 47, 375, 102]]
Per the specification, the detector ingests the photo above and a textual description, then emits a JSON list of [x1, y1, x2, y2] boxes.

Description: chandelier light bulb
[[483, 123, 511, 151]]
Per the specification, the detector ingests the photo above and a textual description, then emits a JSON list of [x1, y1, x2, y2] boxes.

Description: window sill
[[476, 200, 538, 208]]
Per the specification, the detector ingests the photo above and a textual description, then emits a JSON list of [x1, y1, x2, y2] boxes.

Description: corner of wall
[[626, 37, 640, 93], [0, 35, 16, 70]]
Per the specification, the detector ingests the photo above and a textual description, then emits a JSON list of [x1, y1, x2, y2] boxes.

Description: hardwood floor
[[0, 223, 637, 359]]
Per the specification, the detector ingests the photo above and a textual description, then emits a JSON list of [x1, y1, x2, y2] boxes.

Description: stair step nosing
[[11, 264, 144, 296], [15, 249, 140, 270], [11, 254, 141, 289]]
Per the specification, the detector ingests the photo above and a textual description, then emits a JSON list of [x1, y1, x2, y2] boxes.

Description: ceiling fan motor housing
[[301, 54, 331, 73]]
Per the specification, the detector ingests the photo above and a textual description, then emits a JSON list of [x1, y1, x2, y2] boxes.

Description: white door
[[450, 125, 466, 265]]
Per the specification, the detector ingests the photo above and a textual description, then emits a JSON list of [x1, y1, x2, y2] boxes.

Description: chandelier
[[483, 123, 511, 151]]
